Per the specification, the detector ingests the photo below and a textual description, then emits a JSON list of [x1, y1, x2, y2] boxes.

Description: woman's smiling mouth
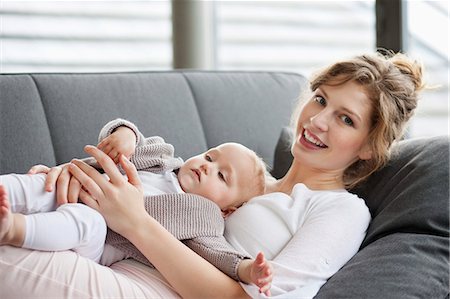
[[302, 129, 328, 148]]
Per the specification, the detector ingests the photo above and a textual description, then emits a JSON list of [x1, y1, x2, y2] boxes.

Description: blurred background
[[0, 0, 448, 138]]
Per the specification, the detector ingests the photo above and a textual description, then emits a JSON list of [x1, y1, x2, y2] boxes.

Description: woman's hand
[[97, 127, 137, 164], [69, 145, 145, 237], [70, 146, 248, 299], [28, 163, 82, 206]]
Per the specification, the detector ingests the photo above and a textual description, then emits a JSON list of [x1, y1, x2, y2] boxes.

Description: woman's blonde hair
[[296, 51, 425, 189]]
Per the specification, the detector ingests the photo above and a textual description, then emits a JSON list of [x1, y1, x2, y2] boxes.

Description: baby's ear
[[222, 206, 238, 219]]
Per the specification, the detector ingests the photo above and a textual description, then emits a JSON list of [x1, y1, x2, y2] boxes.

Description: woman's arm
[[69, 145, 249, 299], [257, 193, 370, 297]]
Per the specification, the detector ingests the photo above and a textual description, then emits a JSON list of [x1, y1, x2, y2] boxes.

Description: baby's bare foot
[[0, 185, 13, 244]]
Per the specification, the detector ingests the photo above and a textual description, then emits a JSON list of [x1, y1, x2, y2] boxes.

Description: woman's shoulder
[[292, 183, 370, 216]]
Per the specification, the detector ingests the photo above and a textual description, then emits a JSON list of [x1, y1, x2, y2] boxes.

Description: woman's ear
[[359, 144, 373, 160]]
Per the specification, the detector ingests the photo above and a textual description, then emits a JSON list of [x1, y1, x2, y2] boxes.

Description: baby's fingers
[[98, 143, 120, 163], [258, 276, 272, 296], [255, 252, 266, 266], [27, 164, 50, 175], [256, 270, 273, 285], [97, 139, 114, 156], [45, 166, 65, 192], [261, 285, 272, 297], [108, 149, 120, 164], [97, 138, 109, 151]]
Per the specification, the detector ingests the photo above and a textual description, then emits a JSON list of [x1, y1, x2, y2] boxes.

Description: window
[[2, 1, 447, 138], [0, 1, 172, 73], [216, 1, 376, 79], [216, 0, 448, 138], [405, 0, 449, 137]]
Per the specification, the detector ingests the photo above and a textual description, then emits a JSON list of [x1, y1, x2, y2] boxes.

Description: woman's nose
[[310, 111, 329, 132]]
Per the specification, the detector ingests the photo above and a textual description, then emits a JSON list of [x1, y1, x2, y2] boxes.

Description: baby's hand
[[250, 252, 273, 296], [97, 127, 137, 164]]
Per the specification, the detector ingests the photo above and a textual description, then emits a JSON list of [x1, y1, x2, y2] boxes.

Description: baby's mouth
[[192, 169, 201, 181]]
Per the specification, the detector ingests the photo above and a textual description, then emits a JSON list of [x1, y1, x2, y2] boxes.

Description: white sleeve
[[241, 194, 371, 298]]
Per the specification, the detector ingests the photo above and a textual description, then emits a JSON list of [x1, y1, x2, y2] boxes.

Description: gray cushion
[[1, 71, 306, 174], [32, 73, 208, 164], [272, 128, 449, 298], [271, 127, 294, 178], [0, 75, 56, 173], [184, 71, 305, 167]]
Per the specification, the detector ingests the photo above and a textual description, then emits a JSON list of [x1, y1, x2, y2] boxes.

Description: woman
[[0, 52, 424, 298]]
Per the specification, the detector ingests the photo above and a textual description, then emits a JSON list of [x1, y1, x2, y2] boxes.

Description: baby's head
[[177, 142, 266, 217]]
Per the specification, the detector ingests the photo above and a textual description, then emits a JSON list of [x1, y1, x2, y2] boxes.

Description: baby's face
[[177, 143, 257, 211]]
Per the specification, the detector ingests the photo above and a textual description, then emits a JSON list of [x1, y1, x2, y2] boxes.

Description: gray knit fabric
[[98, 118, 184, 173], [96, 119, 249, 281]]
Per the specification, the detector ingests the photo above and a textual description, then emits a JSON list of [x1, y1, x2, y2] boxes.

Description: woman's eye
[[218, 172, 225, 182], [341, 115, 354, 126], [205, 154, 212, 162], [314, 96, 326, 106]]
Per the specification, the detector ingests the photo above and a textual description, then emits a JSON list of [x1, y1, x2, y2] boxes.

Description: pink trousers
[[0, 245, 181, 298]]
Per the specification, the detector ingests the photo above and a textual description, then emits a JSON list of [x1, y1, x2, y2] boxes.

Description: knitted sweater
[[90, 118, 249, 281]]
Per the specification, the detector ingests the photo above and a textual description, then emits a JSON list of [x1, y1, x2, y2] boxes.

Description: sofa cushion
[[1, 71, 306, 174], [32, 73, 208, 164], [272, 129, 450, 297], [184, 71, 305, 167], [0, 75, 56, 173], [271, 127, 294, 178]]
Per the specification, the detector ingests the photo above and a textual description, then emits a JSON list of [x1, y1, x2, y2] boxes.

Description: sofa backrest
[[0, 71, 306, 174]]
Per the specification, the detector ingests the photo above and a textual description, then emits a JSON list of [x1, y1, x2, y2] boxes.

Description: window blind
[[216, 1, 376, 76], [0, 1, 172, 73]]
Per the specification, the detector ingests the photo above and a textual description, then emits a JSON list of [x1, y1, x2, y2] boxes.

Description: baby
[[0, 119, 272, 295]]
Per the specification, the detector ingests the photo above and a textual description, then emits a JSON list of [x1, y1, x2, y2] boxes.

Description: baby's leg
[[0, 185, 12, 239], [0, 185, 25, 247], [23, 203, 107, 263], [0, 173, 57, 213], [0, 174, 107, 263]]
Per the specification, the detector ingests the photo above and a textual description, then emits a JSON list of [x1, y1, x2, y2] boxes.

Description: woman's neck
[[266, 159, 345, 194]]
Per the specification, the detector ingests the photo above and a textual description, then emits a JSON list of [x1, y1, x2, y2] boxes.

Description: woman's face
[[292, 80, 373, 173]]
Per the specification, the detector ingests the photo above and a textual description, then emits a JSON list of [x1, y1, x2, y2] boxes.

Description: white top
[[138, 171, 184, 196], [224, 183, 371, 298]]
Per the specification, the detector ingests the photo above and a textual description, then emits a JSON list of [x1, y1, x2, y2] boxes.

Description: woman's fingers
[[119, 154, 143, 191], [84, 145, 124, 185], [55, 166, 73, 204], [67, 177, 82, 204], [68, 161, 105, 201], [78, 188, 99, 211]]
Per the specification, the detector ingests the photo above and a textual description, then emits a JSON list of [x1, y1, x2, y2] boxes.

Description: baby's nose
[[200, 164, 209, 174]]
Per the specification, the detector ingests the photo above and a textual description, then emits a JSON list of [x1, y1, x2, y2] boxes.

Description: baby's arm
[[238, 252, 273, 296], [96, 118, 183, 173], [97, 126, 137, 164]]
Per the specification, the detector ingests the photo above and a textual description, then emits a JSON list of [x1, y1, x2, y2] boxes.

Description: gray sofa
[[0, 71, 448, 298]]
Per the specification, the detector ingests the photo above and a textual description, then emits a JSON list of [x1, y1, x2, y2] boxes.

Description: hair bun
[[389, 53, 425, 92]]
